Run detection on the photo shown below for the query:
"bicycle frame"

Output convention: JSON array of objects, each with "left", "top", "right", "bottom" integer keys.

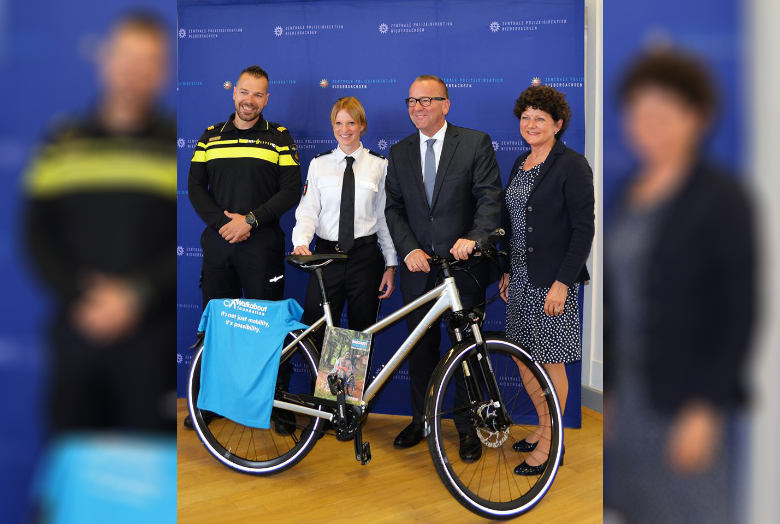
[{"left": 273, "top": 274, "right": 466, "bottom": 421}]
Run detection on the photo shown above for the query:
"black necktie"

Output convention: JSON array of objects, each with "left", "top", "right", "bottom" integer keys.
[{"left": 338, "top": 156, "right": 355, "bottom": 253}]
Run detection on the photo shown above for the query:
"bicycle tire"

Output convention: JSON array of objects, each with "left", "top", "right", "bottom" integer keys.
[
  {"left": 425, "top": 335, "right": 564, "bottom": 519},
  {"left": 187, "top": 330, "right": 324, "bottom": 475}
]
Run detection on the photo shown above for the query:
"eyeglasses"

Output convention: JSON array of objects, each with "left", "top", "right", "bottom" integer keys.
[{"left": 404, "top": 97, "right": 447, "bottom": 107}]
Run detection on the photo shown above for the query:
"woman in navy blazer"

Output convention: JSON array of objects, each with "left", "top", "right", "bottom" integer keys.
[{"left": 498, "top": 85, "right": 595, "bottom": 475}]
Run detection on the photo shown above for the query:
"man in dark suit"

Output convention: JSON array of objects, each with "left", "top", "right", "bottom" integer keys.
[{"left": 385, "top": 75, "right": 503, "bottom": 461}]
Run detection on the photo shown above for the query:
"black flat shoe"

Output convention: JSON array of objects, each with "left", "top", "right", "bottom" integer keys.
[
  {"left": 271, "top": 408, "right": 297, "bottom": 435},
  {"left": 393, "top": 422, "right": 423, "bottom": 448},
  {"left": 512, "top": 438, "right": 539, "bottom": 453},
  {"left": 183, "top": 410, "right": 223, "bottom": 429},
  {"left": 458, "top": 432, "right": 483, "bottom": 463},
  {"left": 514, "top": 445, "right": 565, "bottom": 476}
]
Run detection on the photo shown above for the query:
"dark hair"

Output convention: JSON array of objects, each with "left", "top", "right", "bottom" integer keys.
[
  {"left": 513, "top": 85, "right": 572, "bottom": 139},
  {"left": 413, "top": 74, "right": 449, "bottom": 99},
  {"left": 238, "top": 65, "right": 270, "bottom": 84},
  {"left": 619, "top": 50, "right": 717, "bottom": 119}
]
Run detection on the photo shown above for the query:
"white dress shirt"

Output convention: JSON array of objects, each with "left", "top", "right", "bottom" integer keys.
[
  {"left": 292, "top": 142, "right": 398, "bottom": 266},
  {"left": 418, "top": 120, "right": 448, "bottom": 178}
]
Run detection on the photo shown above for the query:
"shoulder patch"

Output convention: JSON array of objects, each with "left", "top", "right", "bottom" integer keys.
[
  {"left": 367, "top": 149, "right": 386, "bottom": 160},
  {"left": 314, "top": 150, "right": 334, "bottom": 159}
]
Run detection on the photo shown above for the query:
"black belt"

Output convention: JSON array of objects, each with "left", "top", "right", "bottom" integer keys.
[{"left": 316, "top": 233, "right": 377, "bottom": 254}]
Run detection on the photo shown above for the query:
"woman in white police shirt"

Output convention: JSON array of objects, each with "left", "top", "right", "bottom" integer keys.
[{"left": 292, "top": 97, "right": 397, "bottom": 346}]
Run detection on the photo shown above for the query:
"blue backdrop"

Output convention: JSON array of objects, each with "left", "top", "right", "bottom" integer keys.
[{"left": 177, "top": 0, "right": 585, "bottom": 427}]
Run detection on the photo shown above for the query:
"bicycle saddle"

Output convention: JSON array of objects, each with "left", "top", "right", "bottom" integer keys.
[{"left": 286, "top": 254, "right": 348, "bottom": 269}]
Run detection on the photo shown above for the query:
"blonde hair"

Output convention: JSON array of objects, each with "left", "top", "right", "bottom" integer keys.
[{"left": 330, "top": 97, "right": 367, "bottom": 136}]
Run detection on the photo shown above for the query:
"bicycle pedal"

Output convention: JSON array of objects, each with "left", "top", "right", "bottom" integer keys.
[{"left": 360, "top": 442, "right": 371, "bottom": 465}]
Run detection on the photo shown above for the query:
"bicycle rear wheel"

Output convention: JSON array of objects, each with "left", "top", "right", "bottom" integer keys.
[
  {"left": 186, "top": 330, "right": 324, "bottom": 475},
  {"left": 425, "top": 335, "right": 563, "bottom": 520}
]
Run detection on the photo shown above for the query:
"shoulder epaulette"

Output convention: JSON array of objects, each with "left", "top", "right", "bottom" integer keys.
[
  {"left": 267, "top": 121, "right": 289, "bottom": 133},
  {"left": 206, "top": 122, "right": 224, "bottom": 132},
  {"left": 314, "top": 150, "right": 333, "bottom": 159},
  {"left": 367, "top": 149, "right": 386, "bottom": 160}
]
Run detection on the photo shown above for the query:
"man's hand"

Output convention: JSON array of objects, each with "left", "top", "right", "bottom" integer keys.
[
  {"left": 666, "top": 402, "right": 723, "bottom": 475},
  {"left": 378, "top": 267, "right": 396, "bottom": 299},
  {"left": 292, "top": 245, "right": 312, "bottom": 255},
  {"left": 499, "top": 273, "right": 510, "bottom": 302},
  {"left": 71, "top": 272, "right": 141, "bottom": 345},
  {"left": 450, "top": 238, "right": 476, "bottom": 260},
  {"left": 405, "top": 249, "right": 431, "bottom": 273},
  {"left": 219, "top": 210, "right": 252, "bottom": 243}
]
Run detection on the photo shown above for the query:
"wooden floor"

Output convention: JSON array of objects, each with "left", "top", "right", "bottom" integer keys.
[{"left": 177, "top": 399, "right": 602, "bottom": 523}]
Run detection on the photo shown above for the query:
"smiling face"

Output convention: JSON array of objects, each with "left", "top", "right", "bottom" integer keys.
[
  {"left": 232, "top": 73, "right": 269, "bottom": 125},
  {"left": 408, "top": 79, "right": 450, "bottom": 137},
  {"left": 333, "top": 109, "right": 365, "bottom": 153},
  {"left": 519, "top": 107, "right": 562, "bottom": 150}
]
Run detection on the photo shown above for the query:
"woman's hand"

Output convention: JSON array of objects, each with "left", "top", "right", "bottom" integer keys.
[
  {"left": 378, "top": 267, "right": 396, "bottom": 299},
  {"left": 544, "top": 280, "right": 568, "bottom": 316},
  {"left": 665, "top": 402, "right": 723, "bottom": 475},
  {"left": 292, "top": 245, "right": 312, "bottom": 255},
  {"left": 499, "top": 273, "right": 510, "bottom": 302}
]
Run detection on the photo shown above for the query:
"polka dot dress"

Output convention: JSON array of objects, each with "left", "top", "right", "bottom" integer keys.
[{"left": 504, "top": 159, "right": 581, "bottom": 364}]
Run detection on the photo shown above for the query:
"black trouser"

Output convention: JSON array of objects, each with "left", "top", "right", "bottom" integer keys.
[
  {"left": 404, "top": 258, "right": 489, "bottom": 433},
  {"left": 200, "top": 226, "right": 289, "bottom": 388},
  {"left": 302, "top": 235, "right": 384, "bottom": 348},
  {"left": 199, "top": 226, "right": 285, "bottom": 308}
]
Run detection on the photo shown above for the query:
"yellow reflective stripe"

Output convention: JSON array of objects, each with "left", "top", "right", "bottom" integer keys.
[
  {"left": 197, "top": 142, "right": 207, "bottom": 149},
  {"left": 191, "top": 150, "right": 207, "bottom": 162},
  {"left": 202, "top": 139, "right": 239, "bottom": 149},
  {"left": 276, "top": 145, "right": 290, "bottom": 152},
  {"left": 278, "top": 154, "right": 299, "bottom": 166},
  {"left": 203, "top": 147, "right": 279, "bottom": 163},
  {"left": 26, "top": 152, "right": 176, "bottom": 198}
]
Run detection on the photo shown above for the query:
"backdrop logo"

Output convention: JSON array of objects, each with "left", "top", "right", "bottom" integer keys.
[
  {"left": 377, "top": 139, "right": 388, "bottom": 150},
  {"left": 532, "top": 77, "right": 541, "bottom": 86},
  {"left": 177, "top": 138, "right": 198, "bottom": 150},
  {"left": 177, "top": 353, "right": 183, "bottom": 364},
  {"left": 321, "top": 77, "right": 397, "bottom": 90},
  {"left": 179, "top": 247, "right": 203, "bottom": 258},
  {"left": 319, "top": 79, "right": 329, "bottom": 88},
  {"left": 380, "top": 21, "right": 453, "bottom": 34},
  {"left": 274, "top": 24, "right": 344, "bottom": 37},
  {"left": 441, "top": 77, "right": 504, "bottom": 89},
  {"left": 178, "top": 27, "right": 244, "bottom": 39},
  {"left": 177, "top": 138, "right": 185, "bottom": 149},
  {"left": 492, "top": 141, "right": 499, "bottom": 151},
  {"left": 544, "top": 75, "right": 584, "bottom": 88},
  {"left": 297, "top": 138, "right": 338, "bottom": 151},
  {"left": 495, "top": 140, "right": 530, "bottom": 153},
  {"left": 223, "top": 81, "right": 233, "bottom": 90},
  {"left": 488, "top": 18, "right": 568, "bottom": 32}
]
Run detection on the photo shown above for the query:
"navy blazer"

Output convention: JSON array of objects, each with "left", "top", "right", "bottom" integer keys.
[
  {"left": 502, "top": 139, "right": 595, "bottom": 287},
  {"left": 385, "top": 123, "right": 503, "bottom": 296}
]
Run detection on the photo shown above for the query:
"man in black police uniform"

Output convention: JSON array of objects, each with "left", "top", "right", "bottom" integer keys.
[{"left": 186, "top": 65, "right": 301, "bottom": 430}]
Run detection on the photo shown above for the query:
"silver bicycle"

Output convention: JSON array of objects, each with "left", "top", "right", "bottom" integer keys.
[{"left": 186, "top": 230, "right": 564, "bottom": 520}]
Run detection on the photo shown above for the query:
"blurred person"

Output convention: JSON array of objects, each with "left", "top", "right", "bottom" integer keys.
[
  {"left": 24, "top": 10, "right": 174, "bottom": 435},
  {"left": 21, "top": 11, "right": 177, "bottom": 523},
  {"left": 497, "top": 85, "right": 595, "bottom": 475},
  {"left": 384, "top": 75, "right": 503, "bottom": 461},
  {"left": 603, "top": 50, "right": 755, "bottom": 523},
  {"left": 291, "top": 96, "right": 397, "bottom": 348},
  {"left": 185, "top": 65, "right": 301, "bottom": 431}
]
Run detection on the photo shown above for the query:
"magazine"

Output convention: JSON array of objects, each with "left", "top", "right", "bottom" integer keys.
[{"left": 313, "top": 326, "right": 372, "bottom": 405}]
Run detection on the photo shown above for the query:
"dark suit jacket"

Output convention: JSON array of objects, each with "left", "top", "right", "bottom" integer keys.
[
  {"left": 385, "top": 123, "right": 503, "bottom": 296},
  {"left": 604, "top": 161, "right": 756, "bottom": 412},
  {"left": 502, "top": 139, "right": 595, "bottom": 287}
]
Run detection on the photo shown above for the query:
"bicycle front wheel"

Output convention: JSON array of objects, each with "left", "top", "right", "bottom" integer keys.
[
  {"left": 425, "top": 335, "right": 564, "bottom": 520},
  {"left": 187, "top": 330, "right": 324, "bottom": 475}
]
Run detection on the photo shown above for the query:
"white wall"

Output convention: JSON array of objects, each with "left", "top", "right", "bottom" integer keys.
[{"left": 580, "top": 0, "right": 603, "bottom": 393}]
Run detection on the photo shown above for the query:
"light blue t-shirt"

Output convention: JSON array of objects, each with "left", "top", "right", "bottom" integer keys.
[{"left": 197, "top": 298, "right": 307, "bottom": 429}]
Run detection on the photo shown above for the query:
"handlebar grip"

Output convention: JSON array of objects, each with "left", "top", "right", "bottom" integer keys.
[{"left": 475, "top": 228, "right": 505, "bottom": 252}]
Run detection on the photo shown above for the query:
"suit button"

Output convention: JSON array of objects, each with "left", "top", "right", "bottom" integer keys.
[
  {"left": 527, "top": 205, "right": 533, "bottom": 212},
  {"left": 429, "top": 216, "right": 434, "bottom": 222},
  {"left": 527, "top": 226, "right": 533, "bottom": 233},
  {"left": 527, "top": 247, "right": 534, "bottom": 253}
]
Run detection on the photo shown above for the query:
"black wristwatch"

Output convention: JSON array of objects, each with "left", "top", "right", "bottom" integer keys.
[{"left": 245, "top": 212, "right": 257, "bottom": 228}]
